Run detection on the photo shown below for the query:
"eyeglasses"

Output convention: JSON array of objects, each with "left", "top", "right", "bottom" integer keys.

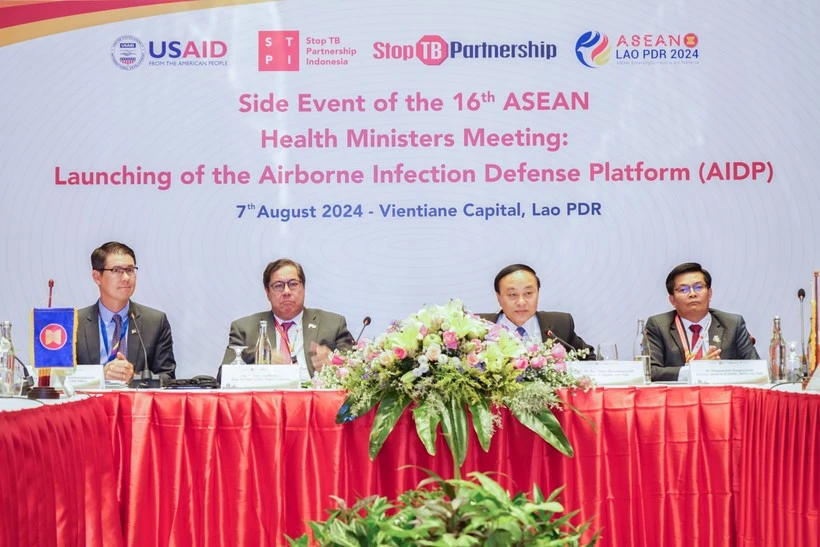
[
  {"left": 674, "top": 283, "right": 706, "bottom": 295},
  {"left": 270, "top": 279, "right": 302, "bottom": 293},
  {"left": 101, "top": 266, "right": 138, "bottom": 277}
]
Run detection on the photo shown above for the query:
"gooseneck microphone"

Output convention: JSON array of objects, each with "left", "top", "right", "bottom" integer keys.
[
  {"left": 128, "top": 311, "right": 158, "bottom": 388},
  {"left": 798, "top": 288, "right": 807, "bottom": 378},
  {"left": 355, "top": 316, "right": 372, "bottom": 344},
  {"left": 545, "top": 329, "right": 578, "bottom": 353}
]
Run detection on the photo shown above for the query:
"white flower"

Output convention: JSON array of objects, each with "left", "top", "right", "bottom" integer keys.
[{"left": 712, "top": 335, "right": 721, "bottom": 345}]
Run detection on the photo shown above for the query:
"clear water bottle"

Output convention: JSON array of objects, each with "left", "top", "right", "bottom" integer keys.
[
  {"left": 0, "top": 321, "right": 16, "bottom": 397},
  {"left": 255, "top": 320, "right": 273, "bottom": 364},
  {"left": 786, "top": 341, "right": 801, "bottom": 382},
  {"left": 633, "top": 319, "right": 651, "bottom": 383},
  {"left": 769, "top": 316, "right": 786, "bottom": 382}
]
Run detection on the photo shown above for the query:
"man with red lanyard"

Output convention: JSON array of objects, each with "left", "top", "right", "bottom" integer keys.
[
  {"left": 221, "top": 258, "right": 354, "bottom": 380},
  {"left": 645, "top": 262, "right": 759, "bottom": 382}
]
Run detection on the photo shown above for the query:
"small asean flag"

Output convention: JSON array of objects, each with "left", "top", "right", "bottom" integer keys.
[{"left": 30, "top": 308, "right": 77, "bottom": 368}]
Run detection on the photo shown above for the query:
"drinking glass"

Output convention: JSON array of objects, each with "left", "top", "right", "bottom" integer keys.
[
  {"left": 229, "top": 345, "right": 247, "bottom": 366},
  {"left": 597, "top": 343, "right": 619, "bottom": 361},
  {"left": 11, "top": 368, "right": 26, "bottom": 397}
]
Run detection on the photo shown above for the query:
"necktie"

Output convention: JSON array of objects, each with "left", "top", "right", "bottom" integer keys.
[
  {"left": 279, "top": 321, "right": 295, "bottom": 359},
  {"left": 110, "top": 314, "right": 125, "bottom": 361},
  {"left": 516, "top": 326, "right": 527, "bottom": 338},
  {"left": 689, "top": 324, "right": 703, "bottom": 360}
]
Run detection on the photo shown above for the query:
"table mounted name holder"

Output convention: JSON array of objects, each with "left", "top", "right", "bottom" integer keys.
[
  {"left": 220, "top": 363, "right": 301, "bottom": 390},
  {"left": 568, "top": 360, "right": 649, "bottom": 386},
  {"left": 688, "top": 359, "right": 770, "bottom": 385}
]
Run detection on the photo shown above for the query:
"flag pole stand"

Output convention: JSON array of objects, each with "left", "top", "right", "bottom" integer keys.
[{"left": 28, "top": 368, "right": 59, "bottom": 399}]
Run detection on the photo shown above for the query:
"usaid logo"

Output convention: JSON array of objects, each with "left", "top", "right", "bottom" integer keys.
[{"left": 111, "top": 35, "right": 145, "bottom": 70}]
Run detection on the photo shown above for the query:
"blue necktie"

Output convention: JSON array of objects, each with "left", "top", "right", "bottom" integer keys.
[
  {"left": 109, "top": 314, "right": 126, "bottom": 360},
  {"left": 516, "top": 326, "right": 527, "bottom": 338}
]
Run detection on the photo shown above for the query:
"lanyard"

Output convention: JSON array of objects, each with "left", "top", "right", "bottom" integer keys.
[
  {"left": 99, "top": 314, "right": 128, "bottom": 362},
  {"left": 674, "top": 315, "right": 708, "bottom": 362}
]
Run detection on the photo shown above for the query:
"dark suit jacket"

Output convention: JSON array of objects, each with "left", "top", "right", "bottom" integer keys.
[
  {"left": 645, "top": 309, "right": 759, "bottom": 381},
  {"left": 75, "top": 301, "right": 177, "bottom": 380},
  {"left": 220, "top": 307, "right": 354, "bottom": 377},
  {"left": 478, "top": 311, "right": 596, "bottom": 360}
]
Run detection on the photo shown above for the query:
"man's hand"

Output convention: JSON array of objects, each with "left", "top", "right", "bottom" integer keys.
[
  {"left": 310, "top": 342, "right": 333, "bottom": 373},
  {"left": 686, "top": 346, "right": 722, "bottom": 362},
  {"left": 704, "top": 346, "right": 722, "bottom": 360},
  {"left": 104, "top": 352, "right": 135, "bottom": 382}
]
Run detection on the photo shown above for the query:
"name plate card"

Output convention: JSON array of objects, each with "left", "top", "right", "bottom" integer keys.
[
  {"left": 568, "top": 360, "right": 648, "bottom": 386},
  {"left": 688, "top": 359, "right": 769, "bottom": 385},
  {"left": 220, "top": 364, "right": 301, "bottom": 389},
  {"left": 52, "top": 365, "right": 105, "bottom": 390}
]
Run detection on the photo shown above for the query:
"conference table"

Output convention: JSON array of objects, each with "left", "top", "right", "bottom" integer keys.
[{"left": 2, "top": 386, "right": 818, "bottom": 546}]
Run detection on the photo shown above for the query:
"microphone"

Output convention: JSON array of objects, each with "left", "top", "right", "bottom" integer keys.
[
  {"left": 798, "top": 288, "right": 808, "bottom": 378},
  {"left": 128, "top": 311, "right": 160, "bottom": 388},
  {"left": 47, "top": 279, "right": 54, "bottom": 308},
  {"left": 355, "top": 316, "right": 372, "bottom": 344},
  {"left": 545, "top": 329, "right": 578, "bottom": 353}
]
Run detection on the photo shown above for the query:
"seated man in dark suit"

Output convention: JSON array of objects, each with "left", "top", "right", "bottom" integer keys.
[
  {"left": 75, "top": 241, "right": 176, "bottom": 382},
  {"left": 646, "top": 262, "right": 759, "bottom": 381},
  {"left": 478, "top": 263, "right": 596, "bottom": 360},
  {"left": 221, "top": 258, "right": 354, "bottom": 378}
]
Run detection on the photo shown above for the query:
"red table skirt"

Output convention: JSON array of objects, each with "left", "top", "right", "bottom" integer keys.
[
  {"left": 93, "top": 386, "right": 819, "bottom": 547},
  {"left": 4, "top": 387, "right": 814, "bottom": 546},
  {"left": 0, "top": 397, "right": 123, "bottom": 547},
  {"left": 737, "top": 388, "right": 820, "bottom": 545}
]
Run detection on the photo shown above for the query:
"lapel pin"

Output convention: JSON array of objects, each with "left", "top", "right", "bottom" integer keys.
[{"left": 308, "top": 323, "right": 318, "bottom": 329}]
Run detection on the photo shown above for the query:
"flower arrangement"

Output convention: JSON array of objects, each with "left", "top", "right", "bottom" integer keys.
[{"left": 318, "top": 300, "right": 590, "bottom": 475}]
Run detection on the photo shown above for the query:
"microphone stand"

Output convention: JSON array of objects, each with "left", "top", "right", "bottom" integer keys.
[{"left": 128, "top": 312, "right": 162, "bottom": 389}]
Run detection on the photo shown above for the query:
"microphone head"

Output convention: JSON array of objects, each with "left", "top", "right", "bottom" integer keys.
[
  {"left": 798, "top": 288, "right": 806, "bottom": 300},
  {"left": 48, "top": 279, "right": 54, "bottom": 288},
  {"left": 363, "top": 316, "right": 372, "bottom": 326}
]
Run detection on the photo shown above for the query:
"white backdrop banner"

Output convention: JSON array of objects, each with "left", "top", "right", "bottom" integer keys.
[{"left": 1, "top": 0, "right": 818, "bottom": 378}]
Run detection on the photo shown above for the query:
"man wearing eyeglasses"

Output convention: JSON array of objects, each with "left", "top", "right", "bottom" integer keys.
[
  {"left": 221, "top": 258, "right": 354, "bottom": 378},
  {"left": 645, "top": 262, "right": 759, "bottom": 381},
  {"left": 75, "top": 241, "right": 177, "bottom": 382}
]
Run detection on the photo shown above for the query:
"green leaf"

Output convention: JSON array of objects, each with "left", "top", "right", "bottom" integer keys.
[
  {"left": 440, "top": 398, "right": 469, "bottom": 468},
  {"left": 335, "top": 393, "right": 378, "bottom": 424},
  {"left": 471, "top": 472, "right": 512, "bottom": 502},
  {"left": 511, "top": 408, "right": 574, "bottom": 457},
  {"left": 369, "top": 391, "right": 411, "bottom": 459},
  {"left": 467, "top": 399, "right": 493, "bottom": 452},
  {"left": 335, "top": 394, "right": 357, "bottom": 424},
  {"left": 413, "top": 402, "right": 441, "bottom": 456}
]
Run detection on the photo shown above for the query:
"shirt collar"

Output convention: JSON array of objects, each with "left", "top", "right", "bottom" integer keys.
[
  {"left": 497, "top": 313, "right": 541, "bottom": 341},
  {"left": 98, "top": 300, "right": 130, "bottom": 324},
  {"left": 679, "top": 312, "right": 711, "bottom": 335},
  {"left": 273, "top": 310, "right": 303, "bottom": 328}
]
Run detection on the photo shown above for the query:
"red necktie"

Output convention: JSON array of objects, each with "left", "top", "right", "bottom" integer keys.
[
  {"left": 689, "top": 324, "right": 703, "bottom": 360},
  {"left": 280, "top": 321, "right": 295, "bottom": 357}
]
